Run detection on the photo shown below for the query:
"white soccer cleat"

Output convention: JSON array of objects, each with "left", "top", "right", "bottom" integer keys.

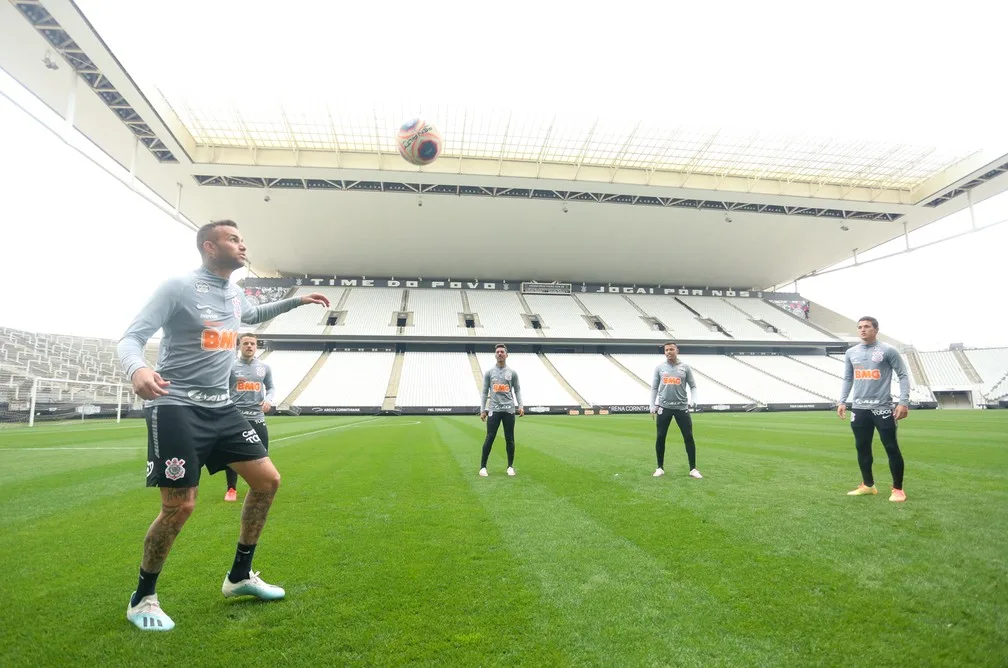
[
  {"left": 126, "top": 592, "right": 175, "bottom": 631},
  {"left": 506, "top": 467, "right": 516, "bottom": 477},
  {"left": 478, "top": 467, "right": 489, "bottom": 477},
  {"left": 222, "top": 571, "right": 285, "bottom": 601},
  {"left": 689, "top": 468, "right": 703, "bottom": 479},
  {"left": 653, "top": 468, "right": 665, "bottom": 477}
]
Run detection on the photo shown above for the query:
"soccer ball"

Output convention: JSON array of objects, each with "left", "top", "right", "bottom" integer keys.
[{"left": 396, "top": 119, "right": 442, "bottom": 166}]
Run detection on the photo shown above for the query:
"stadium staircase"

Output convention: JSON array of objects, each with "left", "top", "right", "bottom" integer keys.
[
  {"left": 321, "top": 287, "right": 351, "bottom": 334},
  {"left": 280, "top": 351, "right": 331, "bottom": 407},
  {"left": 382, "top": 351, "right": 406, "bottom": 411},
  {"left": 694, "top": 369, "right": 762, "bottom": 406},
  {"left": 604, "top": 353, "right": 651, "bottom": 391},
  {"left": 459, "top": 291, "right": 477, "bottom": 337},
  {"left": 905, "top": 350, "right": 931, "bottom": 387},
  {"left": 515, "top": 292, "right": 547, "bottom": 338},
  {"left": 466, "top": 352, "right": 484, "bottom": 393},
  {"left": 732, "top": 355, "right": 833, "bottom": 401},
  {"left": 537, "top": 353, "right": 591, "bottom": 408},
  {"left": 676, "top": 298, "right": 729, "bottom": 338},
  {"left": 788, "top": 354, "right": 839, "bottom": 378},
  {"left": 952, "top": 348, "right": 985, "bottom": 384},
  {"left": 722, "top": 298, "right": 778, "bottom": 335}
]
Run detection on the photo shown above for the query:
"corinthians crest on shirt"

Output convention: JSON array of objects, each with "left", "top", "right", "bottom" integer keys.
[{"left": 871, "top": 350, "right": 884, "bottom": 362}]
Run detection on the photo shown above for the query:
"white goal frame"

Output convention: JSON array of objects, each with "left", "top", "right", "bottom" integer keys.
[{"left": 28, "top": 377, "right": 127, "bottom": 427}]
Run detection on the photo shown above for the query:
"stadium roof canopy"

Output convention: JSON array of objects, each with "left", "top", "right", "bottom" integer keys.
[{"left": 3, "top": 0, "right": 1007, "bottom": 289}]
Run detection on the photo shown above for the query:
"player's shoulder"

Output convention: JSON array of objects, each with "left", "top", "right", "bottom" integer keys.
[
  {"left": 167, "top": 268, "right": 223, "bottom": 297},
  {"left": 880, "top": 342, "right": 901, "bottom": 357}
]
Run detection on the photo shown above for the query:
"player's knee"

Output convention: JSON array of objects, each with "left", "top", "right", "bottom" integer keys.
[
  {"left": 262, "top": 469, "right": 281, "bottom": 493},
  {"left": 163, "top": 496, "right": 197, "bottom": 519}
]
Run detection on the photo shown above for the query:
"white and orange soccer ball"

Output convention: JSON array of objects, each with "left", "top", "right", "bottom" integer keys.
[{"left": 396, "top": 118, "right": 442, "bottom": 166}]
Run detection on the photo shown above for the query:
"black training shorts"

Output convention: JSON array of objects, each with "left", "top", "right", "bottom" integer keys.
[{"left": 145, "top": 404, "right": 269, "bottom": 488}]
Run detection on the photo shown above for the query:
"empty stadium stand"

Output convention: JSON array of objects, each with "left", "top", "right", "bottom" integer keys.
[
  {"left": 474, "top": 352, "right": 581, "bottom": 407},
  {"left": 963, "top": 348, "right": 1008, "bottom": 398},
  {"left": 610, "top": 354, "right": 753, "bottom": 405},
  {"left": 465, "top": 291, "right": 531, "bottom": 339},
  {"left": 917, "top": 350, "right": 972, "bottom": 388},
  {"left": 686, "top": 355, "right": 826, "bottom": 405},
  {"left": 396, "top": 352, "right": 481, "bottom": 408},
  {"left": 543, "top": 353, "right": 652, "bottom": 406},
  {"left": 294, "top": 351, "right": 395, "bottom": 407}
]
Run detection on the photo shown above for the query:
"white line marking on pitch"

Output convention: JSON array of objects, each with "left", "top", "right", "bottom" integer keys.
[{"left": 0, "top": 418, "right": 421, "bottom": 451}]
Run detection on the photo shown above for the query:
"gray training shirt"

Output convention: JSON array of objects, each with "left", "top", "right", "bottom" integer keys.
[
  {"left": 651, "top": 361, "right": 697, "bottom": 410},
  {"left": 230, "top": 356, "right": 275, "bottom": 421},
  {"left": 839, "top": 341, "right": 910, "bottom": 410},
  {"left": 117, "top": 267, "right": 300, "bottom": 408},
  {"left": 482, "top": 365, "right": 522, "bottom": 413}
]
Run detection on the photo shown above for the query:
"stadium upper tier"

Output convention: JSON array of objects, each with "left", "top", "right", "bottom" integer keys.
[{"left": 256, "top": 287, "right": 836, "bottom": 342}]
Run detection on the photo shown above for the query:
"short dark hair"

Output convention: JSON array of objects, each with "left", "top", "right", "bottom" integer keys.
[
  {"left": 196, "top": 220, "right": 238, "bottom": 256},
  {"left": 239, "top": 333, "right": 257, "bottom": 344},
  {"left": 663, "top": 341, "right": 678, "bottom": 349},
  {"left": 494, "top": 344, "right": 507, "bottom": 352},
  {"left": 857, "top": 316, "right": 879, "bottom": 330}
]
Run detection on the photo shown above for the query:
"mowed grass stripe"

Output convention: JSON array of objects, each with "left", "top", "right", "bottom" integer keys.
[
  {"left": 0, "top": 413, "right": 1005, "bottom": 666},
  {"left": 445, "top": 414, "right": 1008, "bottom": 665},
  {"left": 437, "top": 416, "right": 800, "bottom": 666}
]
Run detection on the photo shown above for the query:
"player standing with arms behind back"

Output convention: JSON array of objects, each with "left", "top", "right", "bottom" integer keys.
[
  {"left": 837, "top": 316, "right": 910, "bottom": 502},
  {"left": 479, "top": 344, "right": 523, "bottom": 477},
  {"left": 117, "top": 220, "right": 330, "bottom": 631}
]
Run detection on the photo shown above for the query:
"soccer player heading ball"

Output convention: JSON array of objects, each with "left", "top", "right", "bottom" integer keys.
[{"left": 117, "top": 220, "right": 330, "bottom": 631}]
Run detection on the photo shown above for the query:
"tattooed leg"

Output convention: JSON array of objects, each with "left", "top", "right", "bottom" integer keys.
[
  {"left": 228, "top": 457, "right": 281, "bottom": 545},
  {"left": 141, "top": 487, "right": 198, "bottom": 573}
]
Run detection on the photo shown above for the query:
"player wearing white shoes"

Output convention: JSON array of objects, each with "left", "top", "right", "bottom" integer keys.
[
  {"left": 117, "top": 220, "right": 330, "bottom": 631},
  {"left": 479, "top": 344, "right": 523, "bottom": 477},
  {"left": 650, "top": 342, "right": 702, "bottom": 479}
]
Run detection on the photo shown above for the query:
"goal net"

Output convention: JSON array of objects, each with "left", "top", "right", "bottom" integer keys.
[{"left": 0, "top": 373, "right": 134, "bottom": 426}]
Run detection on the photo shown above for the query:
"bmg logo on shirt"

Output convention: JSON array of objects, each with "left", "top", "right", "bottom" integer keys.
[
  {"left": 201, "top": 329, "right": 237, "bottom": 350},
  {"left": 236, "top": 380, "right": 262, "bottom": 391},
  {"left": 662, "top": 376, "right": 682, "bottom": 385},
  {"left": 854, "top": 369, "right": 881, "bottom": 380},
  {"left": 492, "top": 383, "right": 511, "bottom": 393}
]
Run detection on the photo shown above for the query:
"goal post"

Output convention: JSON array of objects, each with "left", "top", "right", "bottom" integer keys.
[{"left": 18, "top": 376, "right": 133, "bottom": 427}]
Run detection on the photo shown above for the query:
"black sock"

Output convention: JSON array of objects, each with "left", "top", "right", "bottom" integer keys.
[
  {"left": 228, "top": 542, "right": 257, "bottom": 583},
  {"left": 225, "top": 467, "right": 238, "bottom": 491},
  {"left": 131, "top": 567, "right": 160, "bottom": 607}
]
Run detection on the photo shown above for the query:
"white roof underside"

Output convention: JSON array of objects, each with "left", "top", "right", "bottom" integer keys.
[{"left": 173, "top": 103, "right": 973, "bottom": 192}]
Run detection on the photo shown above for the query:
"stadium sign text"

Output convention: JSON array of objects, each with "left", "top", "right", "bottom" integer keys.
[{"left": 245, "top": 276, "right": 796, "bottom": 300}]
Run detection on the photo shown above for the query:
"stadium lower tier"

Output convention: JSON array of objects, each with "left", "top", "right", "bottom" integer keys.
[{"left": 255, "top": 351, "right": 945, "bottom": 415}]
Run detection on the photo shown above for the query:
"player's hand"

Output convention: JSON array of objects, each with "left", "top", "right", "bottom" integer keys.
[
  {"left": 132, "top": 368, "right": 170, "bottom": 400},
  {"left": 480, "top": 411, "right": 487, "bottom": 422},
  {"left": 894, "top": 405, "right": 909, "bottom": 420},
  {"left": 300, "top": 292, "right": 330, "bottom": 307},
  {"left": 261, "top": 400, "right": 272, "bottom": 413},
  {"left": 517, "top": 407, "right": 524, "bottom": 417},
  {"left": 650, "top": 409, "right": 656, "bottom": 421},
  {"left": 837, "top": 403, "right": 847, "bottom": 419}
]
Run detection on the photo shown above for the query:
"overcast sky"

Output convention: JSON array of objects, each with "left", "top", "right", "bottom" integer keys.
[{"left": 1, "top": 3, "right": 1006, "bottom": 352}]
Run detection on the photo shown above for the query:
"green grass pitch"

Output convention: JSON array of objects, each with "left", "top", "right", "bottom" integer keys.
[{"left": 1, "top": 411, "right": 1006, "bottom": 666}]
